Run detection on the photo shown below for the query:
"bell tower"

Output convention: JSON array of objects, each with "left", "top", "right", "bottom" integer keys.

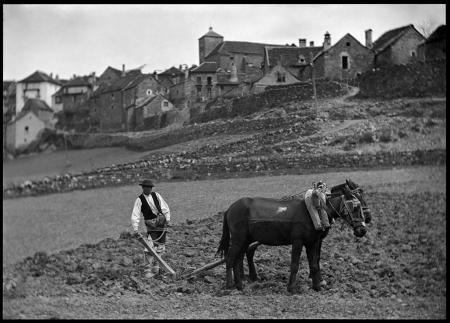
[{"left": 198, "top": 26, "right": 224, "bottom": 64}]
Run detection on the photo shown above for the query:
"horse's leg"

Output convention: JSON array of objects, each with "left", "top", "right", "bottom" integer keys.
[
  {"left": 305, "top": 240, "right": 321, "bottom": 291},
  {"left": 226, "top": 240, "right": 243, "bottom": 290},
  {"left": 309, "top": 237, "right": 325, "bottom": 285},
  {"left": 237, "top": 241, "right": 249, "bottom": 283},
  {"left": 246, "top": 244, "right": 258, "bottom": 282},
  {"left": 287, "top": 239, "right": 303, "bottom": 294}
]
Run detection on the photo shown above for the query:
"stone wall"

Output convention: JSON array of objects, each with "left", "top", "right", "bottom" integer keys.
[
  {"left": 357, "top": 59, "right": 446, "bottom": 99},
  {"left": 3, "top": 148, "right": 445, "bottom": 199},
  {"left": 190, "top": 80, "right": 347, "bottom": 123}
]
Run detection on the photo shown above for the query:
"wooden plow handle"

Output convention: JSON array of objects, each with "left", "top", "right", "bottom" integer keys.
[{"left": 137, "top": 233, "right": 177, "bottom": 279}]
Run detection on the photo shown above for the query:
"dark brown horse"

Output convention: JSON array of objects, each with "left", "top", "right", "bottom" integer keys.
[{"left": 216, "top": 179, "right": 371, "bottom": 293}]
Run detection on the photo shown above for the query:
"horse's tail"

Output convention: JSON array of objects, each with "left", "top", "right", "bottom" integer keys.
[{"left": 216, "top": 210, "right": 230, "bottom": 258}]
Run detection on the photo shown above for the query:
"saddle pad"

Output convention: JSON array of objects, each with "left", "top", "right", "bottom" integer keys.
[{"left": 304, "top": 189, "right": 322, "bottom": 229}]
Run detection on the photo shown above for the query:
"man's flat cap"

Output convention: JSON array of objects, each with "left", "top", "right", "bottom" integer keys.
[{"left": 139, "top": 179, "right": 155, "bottom": 187}]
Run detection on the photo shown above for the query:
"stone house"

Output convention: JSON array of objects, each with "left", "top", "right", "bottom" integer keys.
[
  {"left": 15, "top": 71, "right": 62, "bottom": 115},
  {"left": 94, "top": 70, "right": 167, "bottom": 132},
  {"left": 3, "top": 81, "right": 16, "bottom": 121},
  {"left": 98, "top": 66, "right": 123, "bottom": 85},
  {"left": 372, "top": 24, "right": 426, "bottom": 67},
  {"left": 52, "top": 74, "right": 97, "bottom": 114},
  {"left": 157, "top": 66, "right": 186, "bottom": 91},
  {"left": 133, "top": 94, "right": 174, "bottom": 130},
  {"left": 417, "top": 25, "right": 446, "bottom": 62},
  {"left": 5, "top": 98, "right": 54, "bottom": 152},
  {"left": 264, "top": 31, "right": 374, "bottom": 82},
  {"left": 3, "top": 81, "right": 16, "bottom": 149},
  {"left": 252, "top": 62, "right": 301, "bottom": 94},
  {"left": 199, "top": 26, "right": 284, "bottom": 74}
]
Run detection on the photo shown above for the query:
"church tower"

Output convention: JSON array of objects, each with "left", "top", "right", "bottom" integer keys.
[{"left": 198, "top": 26, "right": 224, "bottom": 64}]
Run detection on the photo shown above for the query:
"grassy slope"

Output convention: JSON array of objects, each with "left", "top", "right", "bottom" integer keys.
[
  {"left": 2, "top": 147, "right": 151, "bottom": 186},
  {"left": 2, "top": 165, "right": 445, "bottom": 266}
]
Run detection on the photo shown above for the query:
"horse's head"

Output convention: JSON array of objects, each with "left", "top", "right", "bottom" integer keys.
[
  {"left": 345, "top": 179, "right": 371, "bottom": 224},
  {"left": 329, "top": 179, "right": 371, "bottom": 238}
]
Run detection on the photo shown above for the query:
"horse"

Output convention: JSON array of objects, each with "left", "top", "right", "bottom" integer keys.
[{"left": 216, "top": 179, "right": 371, "bottom": 293}]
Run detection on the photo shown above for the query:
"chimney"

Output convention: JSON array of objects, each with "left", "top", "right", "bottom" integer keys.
[
  {"left": 55, "top": 74, "right": 59, "bottom": 81},
  {"left": 323, "top": 32, "right": 331, "bottom": 50},
  {"left": 229, "top": 62, "right": 238, "bottom": 82},
  {"left": 153, "top": 71, "right": 158, "bottom": 80},
  {"left": 122, "top": 64, "right": 126, "bottom": 77},
  {"left": 184, "top": 67, "right": 189, "bottom": 79},
  {"left": 299, "top": 38, "right": 307, "bottom": 48},
  {"left": 50, "top": 72, "right": 53, "bottom": 79},
  {"left": 365, "top": 29, "right": 373, "bottom": 49},
  {"left": 310, "top": 41, "right": 315, "bottom": 47}
]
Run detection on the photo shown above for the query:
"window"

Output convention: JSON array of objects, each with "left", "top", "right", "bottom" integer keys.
[
  {"left": 207, "top": 77, "right": 212, "bottom": 85},
  {"left": 55, "top": 96, "right": 61, "bottom": 104},
  {"left": 146, "top": 89, "right": 153, "bottom": 95},
  {"left": 342, "top": 56, "right": 349, "bottom": 70},
  {"left": 25, "top": 126, "right": 29, "bottom": 133},
  {"left": 196, "top": 77, "right": 202, "bottom": 85},
  {"left": 111, "top": 105, "right": 114, "bottom": 110},
  {"left": 346, "top": 42, "right": 351, "bottom": 47},
  {"left": 207, "top": 87, "right": 212, "bottom": 98},
  {"left": 411, "top": 50, "right": 416, "bottom": 57},
  {"left": 298, "top": 55, "right": 306, "bottom": 64},
  {"left": 277, "top": 71, "right": 286, "bottom": 82},
  {"left": 111, "top": 93, "right": 114, "bottom": 99},
  {"left": 163, "top": 101, "right": 169, "bottom": 107}
]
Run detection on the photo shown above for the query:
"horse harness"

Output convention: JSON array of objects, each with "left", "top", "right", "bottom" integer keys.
[{"left": 327, "top": 188, "right": 366, "bottom": 226}]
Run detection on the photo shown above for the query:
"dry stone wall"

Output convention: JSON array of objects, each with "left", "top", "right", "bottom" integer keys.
[
  {"left": 190, "top": 80, "right": 347, "bottom": 123},
  {"left": 357, "top": 59, "right": 446, "bottom": 99},
  {"left": 3, "top": 148, "right": 445, "bottom": 199}
]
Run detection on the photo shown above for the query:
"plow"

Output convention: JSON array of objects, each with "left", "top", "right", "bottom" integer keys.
[{"left": 136, "top": 232, "right": 260, "bottom": 281}]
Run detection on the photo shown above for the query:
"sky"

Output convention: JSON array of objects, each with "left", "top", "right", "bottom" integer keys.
[{"left": 3, "top": 4, "right": 446, "bottom": 81}]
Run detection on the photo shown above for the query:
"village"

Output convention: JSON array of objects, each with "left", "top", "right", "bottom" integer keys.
[{"left": 3, "top": 23, "right": 446, "bottom": 157}]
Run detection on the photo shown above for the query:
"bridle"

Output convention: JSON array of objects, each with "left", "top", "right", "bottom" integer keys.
[{"left": 326, "top": 187, "right": 366, "bottom": 227}]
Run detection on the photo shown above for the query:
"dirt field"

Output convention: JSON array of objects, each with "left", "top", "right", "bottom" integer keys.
[{"left": 2, "top": 165, "right": 446, "bottom": 319}]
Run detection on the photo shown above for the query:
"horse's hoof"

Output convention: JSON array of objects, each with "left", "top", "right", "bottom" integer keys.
[
  {"left": 312, "top": 285, "right": 321, "bottom": 292},
  {"left": 249, "top": 275, "right": 258, "bottom": 282}
]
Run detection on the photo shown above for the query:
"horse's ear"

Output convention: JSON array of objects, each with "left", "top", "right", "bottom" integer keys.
[{"left": 346, "top": 179, "right": 350, "bottom": 186}]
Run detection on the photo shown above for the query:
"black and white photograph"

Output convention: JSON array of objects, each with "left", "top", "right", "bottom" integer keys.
[{"left": 3, "top": 4, "right": 446, "bottom": 319}]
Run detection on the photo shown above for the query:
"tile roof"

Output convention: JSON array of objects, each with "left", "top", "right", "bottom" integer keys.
[
  {"left": 159, "top": 66, "right": 185, "bottom": 76},
  {"left": 372, "top": 24, "right": 423, "bottom": 54},
  {"left": 103, "top": 66, "right": 123, "bottom": 78},
  {"left": 64, "top": 76, "right": 92, "bottom": 87},
  {"left": 11, "top": 98, "right": 54, "bottom": 123},
  {"left": 199, "top": 27, "right": 223, "bottom": 39},
  {"left": 97, "top": 70, "right": 146, "bottom": 94},
  {"left": 266, "top": 46, "right": 323, "bottom": 67},
  {"left": 22, "top": 98, "right": 53, "bottom": 113},
  {"left": 190, "top": 61, "right": 220, "bottom": 73},
  {"left": 426, "top": 25, "right": 446, "bottom": 43},
  {"left": 206, "top": 41, "right": 285, "bottom": 58},
  {"left": 19, "top": 70, "right": 62, "bottom": 85}
]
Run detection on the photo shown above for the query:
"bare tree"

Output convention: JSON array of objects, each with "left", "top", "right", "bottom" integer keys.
[{"left": 417, "top": 17, "right": 439, "bottom": 38}]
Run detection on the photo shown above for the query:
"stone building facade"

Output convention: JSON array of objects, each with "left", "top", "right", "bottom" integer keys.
[{"left": 372, "top": 24, "right": 426, "bottom": 67}]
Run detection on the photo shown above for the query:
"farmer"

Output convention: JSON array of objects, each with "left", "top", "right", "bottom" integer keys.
[
  {"left": 131, "top": 179, "right": 171, "bottom": 278},
  {"left": 305, "top": 180, "right": 331, "bottom": 231}
]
